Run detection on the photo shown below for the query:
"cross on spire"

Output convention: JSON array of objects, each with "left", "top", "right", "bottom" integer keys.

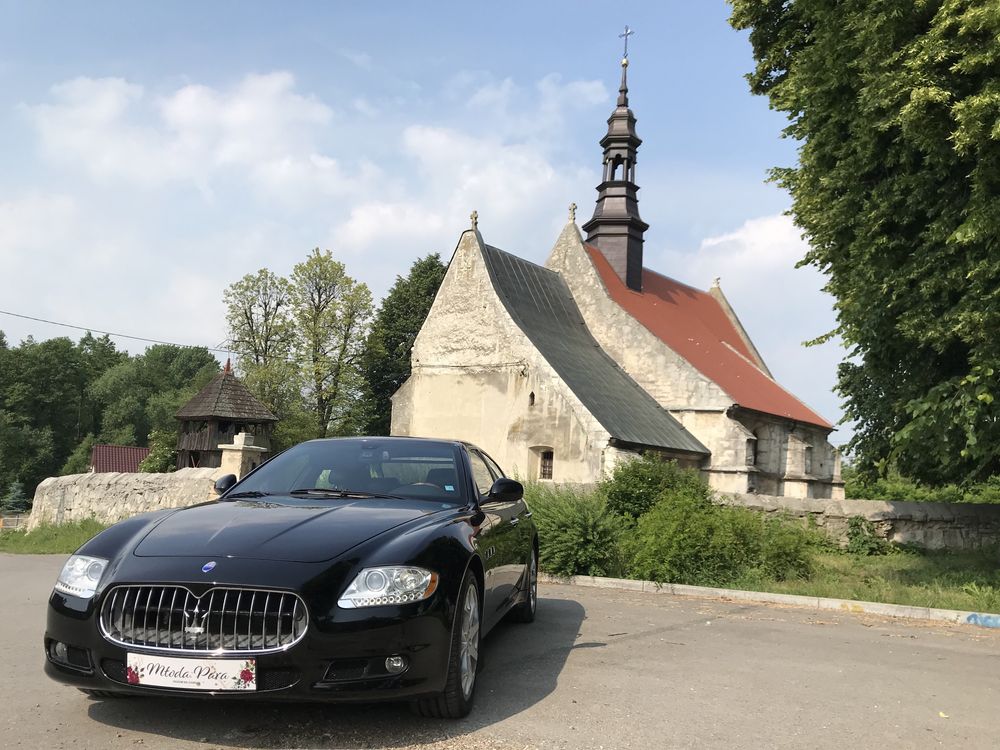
[{"left": 619, "top": 25, "right": 634, "bottom": 60}]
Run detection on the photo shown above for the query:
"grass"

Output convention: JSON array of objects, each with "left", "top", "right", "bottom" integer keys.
[
  {"left": 733, "top": 548, "right": 1000, "bottom": 613},
  {"left": 0, "top": 519, "right": 107, "bottom": 554}
]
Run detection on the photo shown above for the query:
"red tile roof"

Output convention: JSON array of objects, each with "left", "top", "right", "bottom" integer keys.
[
  {"left": 585, "top": 245, "right": 833, "bottom": 429},
  {"left": 89, "top": 444, "right": 151, "bottom": 473}
]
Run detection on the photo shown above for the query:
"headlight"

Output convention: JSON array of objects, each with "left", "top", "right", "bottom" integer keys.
[
  {"left": 54, "top": 555, "right": 108, "bottom": 599},
  {"left": 338, "top": 566, "right": 439, "bottom": 609}
]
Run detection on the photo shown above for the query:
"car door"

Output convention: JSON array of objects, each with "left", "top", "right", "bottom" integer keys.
[
  {"left": 470, "top": 449, "right": 524, "bottom": 619},
  {"left": 479, "top": 449, "right": 532, "bottom": 596},
  {"left": 467, "top": 450, "right": 517, "bottom": 630}
]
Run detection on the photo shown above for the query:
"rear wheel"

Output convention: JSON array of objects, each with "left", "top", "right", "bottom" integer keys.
[
  {"left": 509, "top": 545, "right": 537, "bottom": 624},
  {"left": 412, "top": 569, "right": 481, "bottom": 718}
]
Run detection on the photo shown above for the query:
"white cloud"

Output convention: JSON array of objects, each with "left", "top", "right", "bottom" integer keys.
[{"left": 23, "top": 73, "right": 346, "bottom": 198}]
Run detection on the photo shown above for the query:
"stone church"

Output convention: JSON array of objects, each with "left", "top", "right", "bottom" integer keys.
[{"left": 392, "top": 57, "right": 843, "bottom": 499}]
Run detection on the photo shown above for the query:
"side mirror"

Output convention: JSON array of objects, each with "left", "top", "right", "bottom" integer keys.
[
  {"left": 487, "top": 477, "right": 523, "bottom": 504},
  {"left": 214, "top": 474, "right": 237, "bottom": 496}
]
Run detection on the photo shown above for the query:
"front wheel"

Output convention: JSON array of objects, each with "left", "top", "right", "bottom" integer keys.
[
  {"left": 412, "top": 569, "right": 481, "bottom": 718},
  {"left": 508, "top": 545, "right": 537, "bottom": 624}
]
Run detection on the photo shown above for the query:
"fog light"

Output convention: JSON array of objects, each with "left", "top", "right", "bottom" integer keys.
[
  {"left": 385, "top": 655, "right": 408, "bottom": 674},
  {"left": 49, "top": 641, "right": 68, "bottom": 663}
]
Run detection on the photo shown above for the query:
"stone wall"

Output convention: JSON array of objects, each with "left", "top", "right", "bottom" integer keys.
[
  {"left": 27, "top": 468, "right": 218, "bottom": 531},
  {"left": 718, "top": 492, "right": 1000, "bottom": 550}
]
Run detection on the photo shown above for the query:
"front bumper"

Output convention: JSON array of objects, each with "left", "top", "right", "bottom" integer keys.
[{"left": 44, "top": 588, "right": 453, "bottom": 702}]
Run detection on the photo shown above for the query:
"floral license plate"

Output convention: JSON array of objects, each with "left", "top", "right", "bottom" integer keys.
[{"left": 125, "top": 653, "right": 256, "bottom": 691}]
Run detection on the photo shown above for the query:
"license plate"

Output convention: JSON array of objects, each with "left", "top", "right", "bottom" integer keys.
[{"left": 125, "top": 653, "right": 256, "bottom": 691}]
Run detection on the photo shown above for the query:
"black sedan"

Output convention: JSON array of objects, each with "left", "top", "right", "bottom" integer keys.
[{"left": 44, "top": 437, "right": 538, "bottom": 718}]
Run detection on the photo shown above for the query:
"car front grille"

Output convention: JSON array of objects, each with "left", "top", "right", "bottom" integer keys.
[{"left": 99, "top": 585, "right": 308, "bottom": 654}]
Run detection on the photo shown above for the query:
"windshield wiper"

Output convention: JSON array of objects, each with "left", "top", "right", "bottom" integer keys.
[
  {"left": 289, "top": 487, "right": 404, "bottom": 499},
  {"left": 223, "top": 490, "right": 271, "bottom": 499}
]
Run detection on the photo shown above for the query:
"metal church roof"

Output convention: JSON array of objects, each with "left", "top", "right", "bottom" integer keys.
[{"left": 480, "top": 244, "right": 708, "bottom": 456}]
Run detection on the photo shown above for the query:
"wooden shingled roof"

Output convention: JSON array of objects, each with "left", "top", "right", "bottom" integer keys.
[{"left": 175, "top": 367, "right": 278, "bottom": 422}]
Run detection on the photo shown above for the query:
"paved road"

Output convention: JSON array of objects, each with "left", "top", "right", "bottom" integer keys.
[{"left": 4, "top": 553, "right": 1000, "bottom": 750}]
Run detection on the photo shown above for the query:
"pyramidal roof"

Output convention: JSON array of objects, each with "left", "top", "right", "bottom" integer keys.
[{"left": 175, "top": 367, "right": 277, "bottom": 422}]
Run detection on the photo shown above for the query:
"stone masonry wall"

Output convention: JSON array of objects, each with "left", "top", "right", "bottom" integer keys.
[
  {"left": 27, "top": 468, "right": 218, "bottom": 531},
  {"left": 718, "top": 492, "right": 1000, "bottom": 550}
]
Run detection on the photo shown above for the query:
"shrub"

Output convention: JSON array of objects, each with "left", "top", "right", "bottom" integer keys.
[
  {"left": 845, "top": 468, "right": 1000, "bottom": 504},
  {"left": 627, "top": 494, "right": 814, "bottom": 586},
  {"left": 846, "top": 516, "right": 891, "bottom": 556},
  {"left": 601, "top": 453, "right": 710, "bottom": 518},
  {"left": 525, "top": 483, "right": 626, "bottom": 578}
]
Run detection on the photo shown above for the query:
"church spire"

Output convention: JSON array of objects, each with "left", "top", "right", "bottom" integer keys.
[{"left": 582, "top": 27, "right": 648, "bottom": 292}]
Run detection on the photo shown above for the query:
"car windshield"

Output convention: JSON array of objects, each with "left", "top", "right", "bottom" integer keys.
[{"left": 227, "top": 438, "right": 468, "bottom": 504}]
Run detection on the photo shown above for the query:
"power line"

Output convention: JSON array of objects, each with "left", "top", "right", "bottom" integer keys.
[{"left": 0, "top": 309, "right": 232, "bottom": 354}]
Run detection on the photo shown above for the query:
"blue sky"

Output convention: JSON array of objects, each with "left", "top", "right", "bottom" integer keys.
[{"left": 0, "top": 1, "right": 849, "bottom": 442}]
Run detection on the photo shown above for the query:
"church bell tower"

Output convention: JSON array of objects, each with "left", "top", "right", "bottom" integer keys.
[{"left": 582, "top": 34, "right": 648, "bottom": 292}]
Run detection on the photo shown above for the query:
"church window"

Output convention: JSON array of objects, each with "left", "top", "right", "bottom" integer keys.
[
  {"left": 804, "top": 446, "right": 814, "bottom": 475},
  {"left": 529, "top": 391, "right": 535, "bottom": 407},
  {"left": 540, "top": 450, "right": 554, "bottom": 480},
  {"left": 746, "top": 438, "right": 757, "bottom": 466}
]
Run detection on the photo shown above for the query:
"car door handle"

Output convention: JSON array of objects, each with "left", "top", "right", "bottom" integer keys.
[
  {"left": 523, "top": 511, "right": 532, "bottom": 518},
  {"left": 509, "top": 518, "right": 519, "bottom": 526}
]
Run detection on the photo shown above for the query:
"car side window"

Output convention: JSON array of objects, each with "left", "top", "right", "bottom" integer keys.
[
  {"left": 468, "top": 452, "right": 495, "bottom": 497},
  {"left": 481, "top": 451, "right": 505, "bottom": 480}
]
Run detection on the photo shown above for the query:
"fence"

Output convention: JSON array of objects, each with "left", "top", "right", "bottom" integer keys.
[{"left": 0, "top": 515, "right": 26, "bottom": 532}]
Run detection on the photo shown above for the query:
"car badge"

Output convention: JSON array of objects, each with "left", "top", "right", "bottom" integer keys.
[{"left": 201, "top": 561, "right": 217, "bottom": 573}]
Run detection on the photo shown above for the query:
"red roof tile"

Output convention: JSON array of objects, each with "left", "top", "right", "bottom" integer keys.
[
  {"left": 89, "top": 444, "right": 151, "bottom": 473},
  {"left": 585, "top": 245, "right": 832, "bottom": 429}
]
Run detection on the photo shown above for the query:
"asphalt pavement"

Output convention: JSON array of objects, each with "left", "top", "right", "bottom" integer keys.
[{"left": 3, "top": 553, "right": 999, "bottom": 750}]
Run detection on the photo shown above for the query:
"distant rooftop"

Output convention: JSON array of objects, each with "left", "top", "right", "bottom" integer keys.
[{"left": 89, "top": 444, "right": 151, "bottom": 473}]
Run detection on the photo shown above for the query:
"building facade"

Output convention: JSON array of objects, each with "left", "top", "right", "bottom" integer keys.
[{"left": 392, "top": 56, "right": 842, "bottom": 499}]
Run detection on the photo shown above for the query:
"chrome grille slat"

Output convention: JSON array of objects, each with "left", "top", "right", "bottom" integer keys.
[{"left": 99, "top": 585, "right": 307, "bottom": 655}]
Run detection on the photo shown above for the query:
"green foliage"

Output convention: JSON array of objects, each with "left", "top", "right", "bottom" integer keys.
[
  {"left": 361, "top": 254, "right": 447, "bottom": 435},
  {"left": 524, "top": 482, "right": 626, "bottom": 578},
  {"left": 0, "top": 330, "right": 217, "bottom": 495},
  {"left": 601, "top": 453, "right": 711, "bottom": 518},
  {"left": 0, "top": 482, "right": 30, "bottom": 514},
  {"left": 729, "top": 0, "right": 1000, "bottom": 485},
  {"left": 846, "top": 516, "right": 891, "bottom": 556},
  {"left": 628, "top": 493, "right": 814, "bottom": 586},
  {"left": 761, "top": 548, "right": 1000, "bottom": 613},
  {"left": 223, "top": 248, "right": 373, "bottom": 440},
  {"left": 60, "top": 434, "right": 97, "bottom": 476},
  {"left": 845, "top": 469, "right": 1000, "bottom": 504},
  {"left": 139, "top": 429, "right": 178, "bottom": 473},
  {"left": 0, "top": 519, "right": 107, "bottom": 554}
]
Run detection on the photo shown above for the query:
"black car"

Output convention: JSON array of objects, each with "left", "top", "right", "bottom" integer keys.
[{"left": 44, "top": 437, "right": 538, "bottom": 718}]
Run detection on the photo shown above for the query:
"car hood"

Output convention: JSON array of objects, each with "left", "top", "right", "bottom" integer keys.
[{"left": 133, "top": 497, "right": 446, "bottom": 563}]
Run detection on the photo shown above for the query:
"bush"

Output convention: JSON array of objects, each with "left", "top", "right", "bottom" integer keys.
[
  {"left": 525, "top": 483, "right": 626, "bottom": 578},
  {"left": 627, "top": 494, "right": 815, "bottom": 586},
  {"left": 601, "top": 453, "right": 710, "bottom": 518},
  {"left": 845, "top": 468, "right": 1000, "bottom": 504},
  {"left": 846, "top": 516, "right": 891, "bottom": 556}
]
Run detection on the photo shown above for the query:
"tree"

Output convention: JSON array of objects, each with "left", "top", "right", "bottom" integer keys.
[
  {"left": 361, "top": 254, "right": 447, "bottom": 435},
  {"left": 729, "top": 0, "right": 1000, "bottom": 484},
  {"left": 290, "top": 249, "right": 373, "bottom": 437},
  {"left": 223, "top": 268, "right": 306, "bottom": 446},
  {"left": 0, "top": 482, "right": 30, "bottom": 515},
  {"left": 224, "top": 251, "right": 374, "bottom": 443}
]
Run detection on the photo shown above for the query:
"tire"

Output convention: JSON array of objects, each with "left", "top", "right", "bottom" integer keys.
[
  {"left": 508, "top": 545, "right": 538, "bottom": 624},
  {"left": 412, "top": 569, "right": 481, "bottom": 719}
]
